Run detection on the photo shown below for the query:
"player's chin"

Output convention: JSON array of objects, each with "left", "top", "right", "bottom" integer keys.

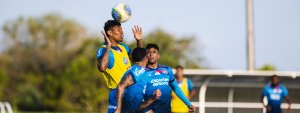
[
  {"left": 148, "top": 60, "right": 156, "bottom": 64},
  {"left": 118, "top": 38, "right": 124, "bottom": 42}
]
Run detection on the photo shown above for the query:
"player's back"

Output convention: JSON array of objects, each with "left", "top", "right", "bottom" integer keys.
[
  {"left": 121, "top": 64, "right": 150, "bottom": 113},
  {"left": 144, "top": 65, "right": 174, "bottom": 113}
]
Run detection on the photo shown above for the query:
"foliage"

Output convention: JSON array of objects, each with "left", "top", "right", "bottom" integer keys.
[
  {"left": 0, "top": 14, "right": 107, "bottom": 112},
  {"left": 258, "top": 64, "right": 276, "bottom": 71},
  {"left": 128, "top": 29, "right": 202, "bottom": 68}
]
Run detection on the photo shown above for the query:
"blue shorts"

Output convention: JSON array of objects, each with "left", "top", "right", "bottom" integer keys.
[
  {"left": 107, "top": 88, "right": 117, "bottom": 113},
  {"left": 267, "top": 105, "right": 282, "bottom": 113},
  {"left": 267, "top": 110, "right": 282, "bottom": 113}
]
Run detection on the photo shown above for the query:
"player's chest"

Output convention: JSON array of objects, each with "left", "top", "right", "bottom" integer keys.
[
  {"left": 267, "top": 88, "right": 283, "bottom": 100},
  {"left": 148, "top": 75, "right": 170, "bottom": 87}
]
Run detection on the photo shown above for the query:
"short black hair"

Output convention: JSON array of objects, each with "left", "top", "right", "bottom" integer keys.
[
  {"left": 104, "top": 20, "right": 121, "bottom": 36},
  {"left": 132, "top": 47, "right": 147, "bottom": 62},
  {"left": 146, "top": 43, "right": 159, "bottom": 51},
  {"left": 176, "top": 65, "right": 184, "bottom": 70},
  {"left": 271, "top": 75, "right": 279, "bottom": 80}
]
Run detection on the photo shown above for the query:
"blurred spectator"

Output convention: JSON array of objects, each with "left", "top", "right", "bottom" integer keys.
[{"left": 171, "top": 65, "right": 196, "bottom": 113}]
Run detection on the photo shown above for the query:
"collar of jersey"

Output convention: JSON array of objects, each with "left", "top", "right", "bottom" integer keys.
[
  {"left": 146, "top": 64, "right": 163, "bottom": 70},
  {"left": 103, "top": 42, "right": 122, "bottom": 52}
]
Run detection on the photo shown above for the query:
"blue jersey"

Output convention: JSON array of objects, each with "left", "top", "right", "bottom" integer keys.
[
  {"left": 144, "top": 65, "right": 175, "bottom": 113},
  {"left": 121, "top": 65, "right": 150, "bottom": 113},
  {"left": 262, "top": 84, "right": 288, "bottom": 112}
]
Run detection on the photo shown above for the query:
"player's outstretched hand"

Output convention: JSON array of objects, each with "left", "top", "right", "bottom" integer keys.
[
  {"left": 101, "top": 31, "right": 111, "bottom": 47},
  {"left": 132, "top": 25, "right": 142, "bottom": 41},
  {"left": 114, "top": 108, "right": 121, "bottom": 113},
  {"left": 152, "top": 89, "right": 161, "bottom": 100},
  {"left": 287, "top": 107, "right": 291, "bottom": 113},
  {"left": 188, "top": 105, "right": 195, "bottom": 113}
]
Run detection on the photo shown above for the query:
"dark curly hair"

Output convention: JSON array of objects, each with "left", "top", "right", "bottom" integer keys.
[{"left": 104, "top": 20, "right": 121, "bottom": 36}]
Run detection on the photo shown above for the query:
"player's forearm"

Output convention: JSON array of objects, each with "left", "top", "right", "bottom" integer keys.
[
  {"left": 286, "top": 97, "right": 292, "bottom": 105},
  {"left": 136, "top": 39, "right": 143, "bottom": 48},
  {"left": 138, "top": 97, "right": 155, "bottom": 112},
  {"left": 170, "top": 81, "right": 191, "bottom": 107},
  {"left": 116, "top": 85, "right": 126, "bottom": 110},
  {"left": 188, "top": 89, "right": 196, "bottom": 100},
  {"left": 98, "top": 47, "right": 110, "bottom": 71}
]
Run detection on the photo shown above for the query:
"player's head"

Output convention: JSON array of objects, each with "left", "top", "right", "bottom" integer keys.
[
  {"left": 132, "top": 47, "right": 148, "bottom": 64},
  {"left": 175, "top": 65, "right": 184, "bottom": 79},
  {"left": 271, "top": 75, "right": 280, "bottom": 86},
  {"left": 104, "top": 20, "right": 124, "bottom": 42},
  {"left": 146, "top": 43, "right": 160, "bottom": 64}
]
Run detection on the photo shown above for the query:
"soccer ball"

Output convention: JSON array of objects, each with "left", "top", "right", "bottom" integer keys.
[{"left": 111, "top": 3, "right": 132, "bottom": 23}]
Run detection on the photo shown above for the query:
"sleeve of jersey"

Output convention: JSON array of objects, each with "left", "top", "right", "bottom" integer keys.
[
  {"left": 187, "top": 79, "right": 194, "bottom": 91},
  {"left": 261, "top": 86, "right": 267, "bottom": 96},
  {"left": 96, "top": 48, "right": 114, "bottom": 69},
  {"left": 120, "top": 43, "right": 132, "bottom": 55},
  {"left": 129, "top": 69, "right": 138, "bottom": 83},
  {"left": 282, "top": 86, "right": 289, "bottom": 97},
  {"left": 96, "top": 48, "right": 105, "bottom": 59},
  {"left": 170, "top": 80, "right": 191, "bottom": 107}
]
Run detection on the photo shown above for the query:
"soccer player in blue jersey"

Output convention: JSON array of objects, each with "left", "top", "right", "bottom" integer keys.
[
  {"left": 261, "top": 75, "right": 291, "bottom": 113},
  {"left": 143, "top": 43, "right": 195, "bottom": 113},
  {"left": 115, "top": 48, "right": 162, "bottom": 113},
  {"left": 97, "top": 20, "right": 143, "bottom": 113}
]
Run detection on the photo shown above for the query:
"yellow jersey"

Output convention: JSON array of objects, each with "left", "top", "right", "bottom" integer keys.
[
  {"left": 97, "top": 43, "right": 131, "bottom": 89},
  {"left": 171, "top": 78, "right": 190, "bottom": 113}
]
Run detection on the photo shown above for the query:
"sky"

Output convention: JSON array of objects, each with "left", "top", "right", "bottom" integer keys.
[{"left": 0, "top": 0, "right": 299, "bottom": 71}]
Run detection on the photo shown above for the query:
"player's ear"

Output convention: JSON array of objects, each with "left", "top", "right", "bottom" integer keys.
[
  {"left": 145, "top": 56, "right": 149, "bottom": 62},
  {"left": 107, "top": 30, "right": 113, "bottom": 37},
  {"left": 157, "top": 54, "right": 160, "bottom": 59}
]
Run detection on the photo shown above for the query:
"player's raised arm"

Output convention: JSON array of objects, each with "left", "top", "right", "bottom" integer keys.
[
  {"left": 132, "top": 25, "right": 143, "bottom": 48},
  {"left": 138, "top": 89, "right": 161, "bottom": 112},
  {"left": 97, "top": 31, "right": 112, "bottom": 72},
  {"left": 115, "top": 73, "right": 135, "bottom": 113}
]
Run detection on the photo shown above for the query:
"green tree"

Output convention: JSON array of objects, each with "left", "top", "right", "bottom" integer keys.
[
  {"left": 258, "top": 64, "right": 276, "bottom": 71},
  {"left": 128, "top": 29, "right": 202, "bottom": 68},
  {"left": 1, "top": 14, "right": 107, "bottom": 112}
]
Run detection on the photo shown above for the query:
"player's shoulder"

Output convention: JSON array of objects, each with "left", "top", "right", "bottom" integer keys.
[
  {"left": 279, "top": 84, "right": 287, "bottom": 89},
  {"left": 158, "top": 64, "right": 172, "bottom": 70},
  {"left": 263, "top": 84, "right": 271, "bottom": 89},
  {"left": 118, "top": 42, "right": 129, "bottom": 49},
  {"left": 96, "top": 47, "right": 108, "bottom": 59},
  {"left": 129, "top": 65, "right": 145, "bottom": 75},
  {"left": 186, "top": 77, "right": 192, "bottom": 82},
  {"left": 118, "top": 42, "right": 131, "bottom": 53}
]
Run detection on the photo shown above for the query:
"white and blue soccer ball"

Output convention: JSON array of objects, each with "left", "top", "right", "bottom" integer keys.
[{"left": 112, "top": 3, "right": 132, "bottom": 23}]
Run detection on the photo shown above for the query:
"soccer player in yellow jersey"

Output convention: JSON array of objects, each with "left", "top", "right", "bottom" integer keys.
[
  {"left": 96, "top": 20, "right": 143, "bottom": 113},
  {"left": 171, "top": 65, "right": 196, "bottom": 113}
]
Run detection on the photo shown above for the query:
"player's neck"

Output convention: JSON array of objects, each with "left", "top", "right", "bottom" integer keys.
[
  {"left": 147, "top": 62, "right": 158, "bottom": 69},
  {"left": 110, "top": 38, "right": 119, "bottom": 47},
  {"left": 176, "top": 77, "right": 183, "bottom": 82},
  {"left": 135, "top": 62, "right": 147, "bottom": 68},
  {"left": 271, "top": 83, "right": 279, "bottom": 88}
]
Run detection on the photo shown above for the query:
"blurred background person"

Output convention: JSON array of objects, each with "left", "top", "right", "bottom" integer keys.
[
  {"left": 261, "top": 75, "right": 291, "bottom": 113},
  {"left": 171, "top": 65, "right": 196, "bottom": 113}
]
